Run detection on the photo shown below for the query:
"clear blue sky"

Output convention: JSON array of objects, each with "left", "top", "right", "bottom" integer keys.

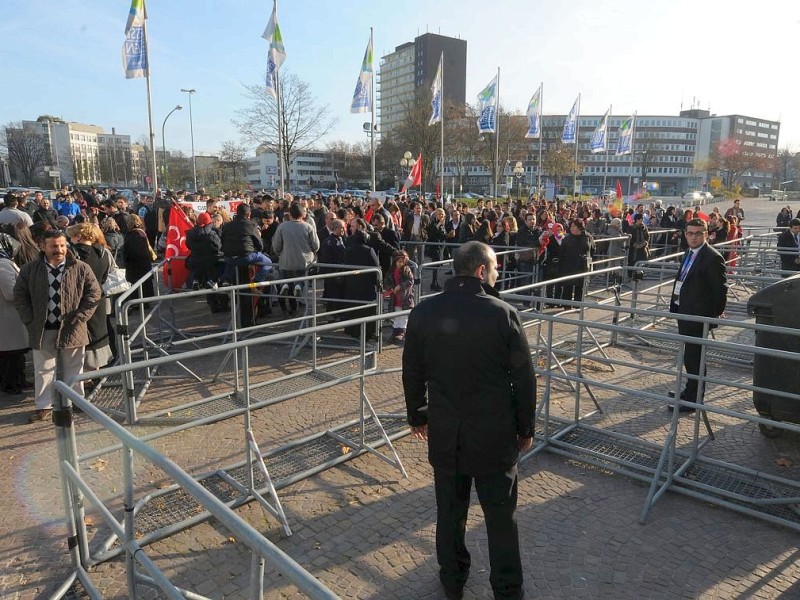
[{"left": 2, "top": 0, "right": 798, "bottom": 156}]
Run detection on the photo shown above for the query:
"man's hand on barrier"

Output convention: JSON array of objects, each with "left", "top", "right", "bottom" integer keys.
[
  {"left": 411, "top": 424, "right": 428, "bottom": 441},
  {"left": 518, "top": 436, "right": 533, "bottom": 452}
]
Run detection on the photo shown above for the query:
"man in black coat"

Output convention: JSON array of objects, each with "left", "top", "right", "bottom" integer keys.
[
  {"left": 220, "top": 204, "right": 272, "bottom": 284},
  {"left": 342, "top": 228, "right": 381, "bottom": 339},
  {"left": 669, "top": 218, "right": 728, "bottom": 411},
  {"left": 776, "top": 218, "right": 800, "bottom": 275},
  {"left": 403, "top": 241, "right": 535, "bottom": 600}
]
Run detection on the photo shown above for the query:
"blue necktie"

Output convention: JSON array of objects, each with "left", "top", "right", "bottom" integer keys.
[{"left": 679, "top": 251, "right": 693, "bottom": 281}]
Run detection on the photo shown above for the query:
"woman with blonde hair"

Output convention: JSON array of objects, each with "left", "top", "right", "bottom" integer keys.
[
  {"left": 67, "top": 222, "right": 114, "bottom": 374},
  {"left": 101, "top": 217, "right": 124, "bottom": 259}
]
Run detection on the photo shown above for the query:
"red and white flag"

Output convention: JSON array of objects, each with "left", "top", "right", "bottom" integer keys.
[
  {"left": 400, "top": 153, "right": 423, "bottom": 193},
  {"left": 162, "top": 201, "right": 193, "bottom": 290}
]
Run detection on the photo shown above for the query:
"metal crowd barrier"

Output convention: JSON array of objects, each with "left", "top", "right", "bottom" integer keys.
[
  {"left": 50, "top": 309, "right": 414, "bottom": 599},
  {"left": 101, "top": 264, "right": 384, "bottom": 423}
]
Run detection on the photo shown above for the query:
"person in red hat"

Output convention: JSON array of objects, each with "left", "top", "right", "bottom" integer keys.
[{"left": 186, "top": 211, "right": 223, "bottom": 291}]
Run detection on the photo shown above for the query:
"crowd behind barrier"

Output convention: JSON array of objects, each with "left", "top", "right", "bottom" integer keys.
[{"left": 4, "top": 184, "right": 800, "bottom": 597}]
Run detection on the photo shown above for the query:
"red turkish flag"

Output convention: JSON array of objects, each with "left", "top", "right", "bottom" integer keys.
[
  {"left": 400, "top": 153, "right": 423, "bottom": 192},
  {"left": 162, "top": 201, "right": 193, "bottom": 290}
]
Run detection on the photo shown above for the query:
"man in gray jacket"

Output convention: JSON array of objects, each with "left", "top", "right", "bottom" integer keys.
[
  {"left": 272, "top": 202, "right": 320, "bottom": 317},
  {"left": 14, "top": 230, "right": 101, "bottom": 423}
]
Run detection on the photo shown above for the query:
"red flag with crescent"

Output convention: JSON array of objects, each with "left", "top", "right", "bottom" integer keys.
[{"left": 162, "top": 201, "right": 193, "bottom": 290}]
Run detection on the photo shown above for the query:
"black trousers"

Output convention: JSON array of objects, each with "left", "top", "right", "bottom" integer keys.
[
  {"left": 676, "top": 316, "right": 707, "bottom": 401},
  {"left": 433, "top": 466, "right": 523, "bottom": 599}
]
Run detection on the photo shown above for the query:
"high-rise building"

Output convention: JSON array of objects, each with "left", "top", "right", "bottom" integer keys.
[{"left": 378, "top": 33, "right": 467, "bottom": 138}]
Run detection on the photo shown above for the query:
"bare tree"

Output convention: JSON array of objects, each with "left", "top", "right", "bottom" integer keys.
[
  {"left": 469, "top": 106, "right": 529, "bottom": 196},
  {"left": 325, "top": 140, "right": 371, "bottom": 188},
  {"left": 445, "top": 102, "right": 483, "bottom": 194},
  {"left": 541, "top": 142, "right": 578, "bottom": 190},
  {"left": 218, "top": 140, "right": 249, "bottom": 184},
  {"left": 233, "top": 71, "right": 337, "bottom": 179},
  {"left": 1, "top": 121, "right": 49, "bottom": 186}
]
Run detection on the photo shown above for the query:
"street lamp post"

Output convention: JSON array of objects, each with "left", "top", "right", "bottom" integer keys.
[
  {"left": 161, "top": 104, "right": 183, "bottom": 190},
  {"left": 181, "top": 88, "right": 197, "bottom": 192},
  {"left": 513, "top": 161, "right": 524, "bottom": 204},
  {"left": 399, "top": 150, "right": 416, "bottom": 193}
]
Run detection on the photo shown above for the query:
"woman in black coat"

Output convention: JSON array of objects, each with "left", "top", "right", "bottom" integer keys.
[
  {"left": 122, "top": 214, "right": 155, "bottom": 301},
  {"left": 343, "top": 229, "right": 381, "bottom": 338},
  {"left": 185, "top": 213, "right": 223, "bottom": 288},
  {"left": 425, "top": 208, "right": 448, "bottom": 291},
  {"left": 317, "top": 219, "right": 348, "bottom": 315},
  {"left": 558, "top": 219, "right": 595, "bottom": 302}
]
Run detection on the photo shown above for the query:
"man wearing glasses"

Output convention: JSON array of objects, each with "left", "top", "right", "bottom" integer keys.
[{"left": 669, "top": 218, "right": 728, "bottom": 412}]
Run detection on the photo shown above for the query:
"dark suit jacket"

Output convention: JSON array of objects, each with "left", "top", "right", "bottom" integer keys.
[
  {"left": 401, "top": 213, "right": 430, "bottom": 241},
  {"left": 776, "top": 230, "right": 800, "bottom": 272},
  {"left": 403, "top": 276, "right": 535, "bottom": 475},
  {"left": 670, "top": 243, "right": 727, "bottom": 320}
]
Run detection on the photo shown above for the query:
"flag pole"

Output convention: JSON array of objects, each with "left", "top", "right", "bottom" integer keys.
[
  {"left": 603, "top": 104, "right": 611, "bottom": 196},
  {"left": 370, "top": 27, "right": 376, "bottom": 193},
  {"left": 439, "top": 51, "right": 444, "bottom": 205},
  {"left": 573, "top": 93, "right": 580, "bottom": 198},
  {"left": 277, "top": 76, "right": 285, "bottom": 194},
  {"left": 494, "top": 66, "right": 500, "bottom": 199},
  {"left": 537, "top": 83, "right": 543, "bottom": 200},
  {"left": 142, "top": 1, "right": 158, "bottom": 195},
  {"left": 627, "top": 112, "right": 636, "bottom": 197},
  {"left": 276, "top": 0, "right": 287, "bottom": 195}
]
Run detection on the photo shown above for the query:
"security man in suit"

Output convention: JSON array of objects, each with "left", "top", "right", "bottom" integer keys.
[
  {"left": 669, "top": 218, "right": 728, "bottom": 411},
  {"left": 403, "top": 241, "right": 535, "bottom": 600},
  {"left": 776, "top": 218, "right": 800, "bottom": 275}
]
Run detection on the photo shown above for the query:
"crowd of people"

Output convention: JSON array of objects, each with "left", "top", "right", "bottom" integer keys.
[{"left": 1, "top": 180, "right": 792, "bottom": 423}]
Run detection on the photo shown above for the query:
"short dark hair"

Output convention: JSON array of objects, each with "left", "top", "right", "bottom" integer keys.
[
  {"left": 686, "top": 217, "right": 707, "bottom": 230},
  {"left": 236, "top": 203, "right": 251, "bottom": 218},
  {"left": 453, "top": 241, "right": 493, "bottom": 277},
  {"left": 42, "top": 229, "right": 67, "bottom": 241},
  {"left": 789, "top": 218, "right": 800, "bottom": 228},
  {"left": 289, "top": 202, "right": 305, "bottom": 219}
]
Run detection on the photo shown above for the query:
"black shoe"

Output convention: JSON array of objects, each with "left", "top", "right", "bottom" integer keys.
[
  {"left": 668, "top": 403, "right": 697, "bottom": 414},
  {"left": 442, "top": 585, "right": 464, "bottom": 600}
]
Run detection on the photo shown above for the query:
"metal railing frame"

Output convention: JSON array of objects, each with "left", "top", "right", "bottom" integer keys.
[
  {"left": 509, "top": 298, "right": 800, "bottom": 530},
  {"left": 51, "top": 375, "right": 339, "bottom": 600},
  {"left": 107, "top": 265, "right": 384, "bottom": 423}
]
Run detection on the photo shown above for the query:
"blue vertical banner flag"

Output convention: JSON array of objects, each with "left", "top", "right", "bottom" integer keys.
[
  {"left": 350, "top": 33, "right": 374, "bottom": 113},
  {"left": 476, "top": 74, "right": 498, "bottom": 133},
  {"left": 261, "top": 0, "right": 287, "bottom": 99},
  {"left": 590, "top": 107, "right": 611, "bottom": 154},
  {"left": 524, "top": 85, "right": 542, "bottom": 139},
  {"left": 616, "top": 113, "right": 636, "bottom": 156},
  {"left": 429, "top": 54, "right": 443, "bottom": 126},
  {"left": 561, "top": 96, "right": 580, "bottom": 143},
  {"left": 122, "top": 0, "right": 148, "bottom": 79}
]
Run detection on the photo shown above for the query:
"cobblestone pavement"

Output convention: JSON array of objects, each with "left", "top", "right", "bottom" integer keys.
[{"left": 1, "top": 198, "right": 799, "bottom": 599}]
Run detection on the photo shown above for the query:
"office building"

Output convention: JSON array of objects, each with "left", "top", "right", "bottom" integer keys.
[
  {"left": 457, "top": 110, "right": 779, "bottom": 196},
  {"left": 378, "top": 33, "right": 467, "bottom": 138}
]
